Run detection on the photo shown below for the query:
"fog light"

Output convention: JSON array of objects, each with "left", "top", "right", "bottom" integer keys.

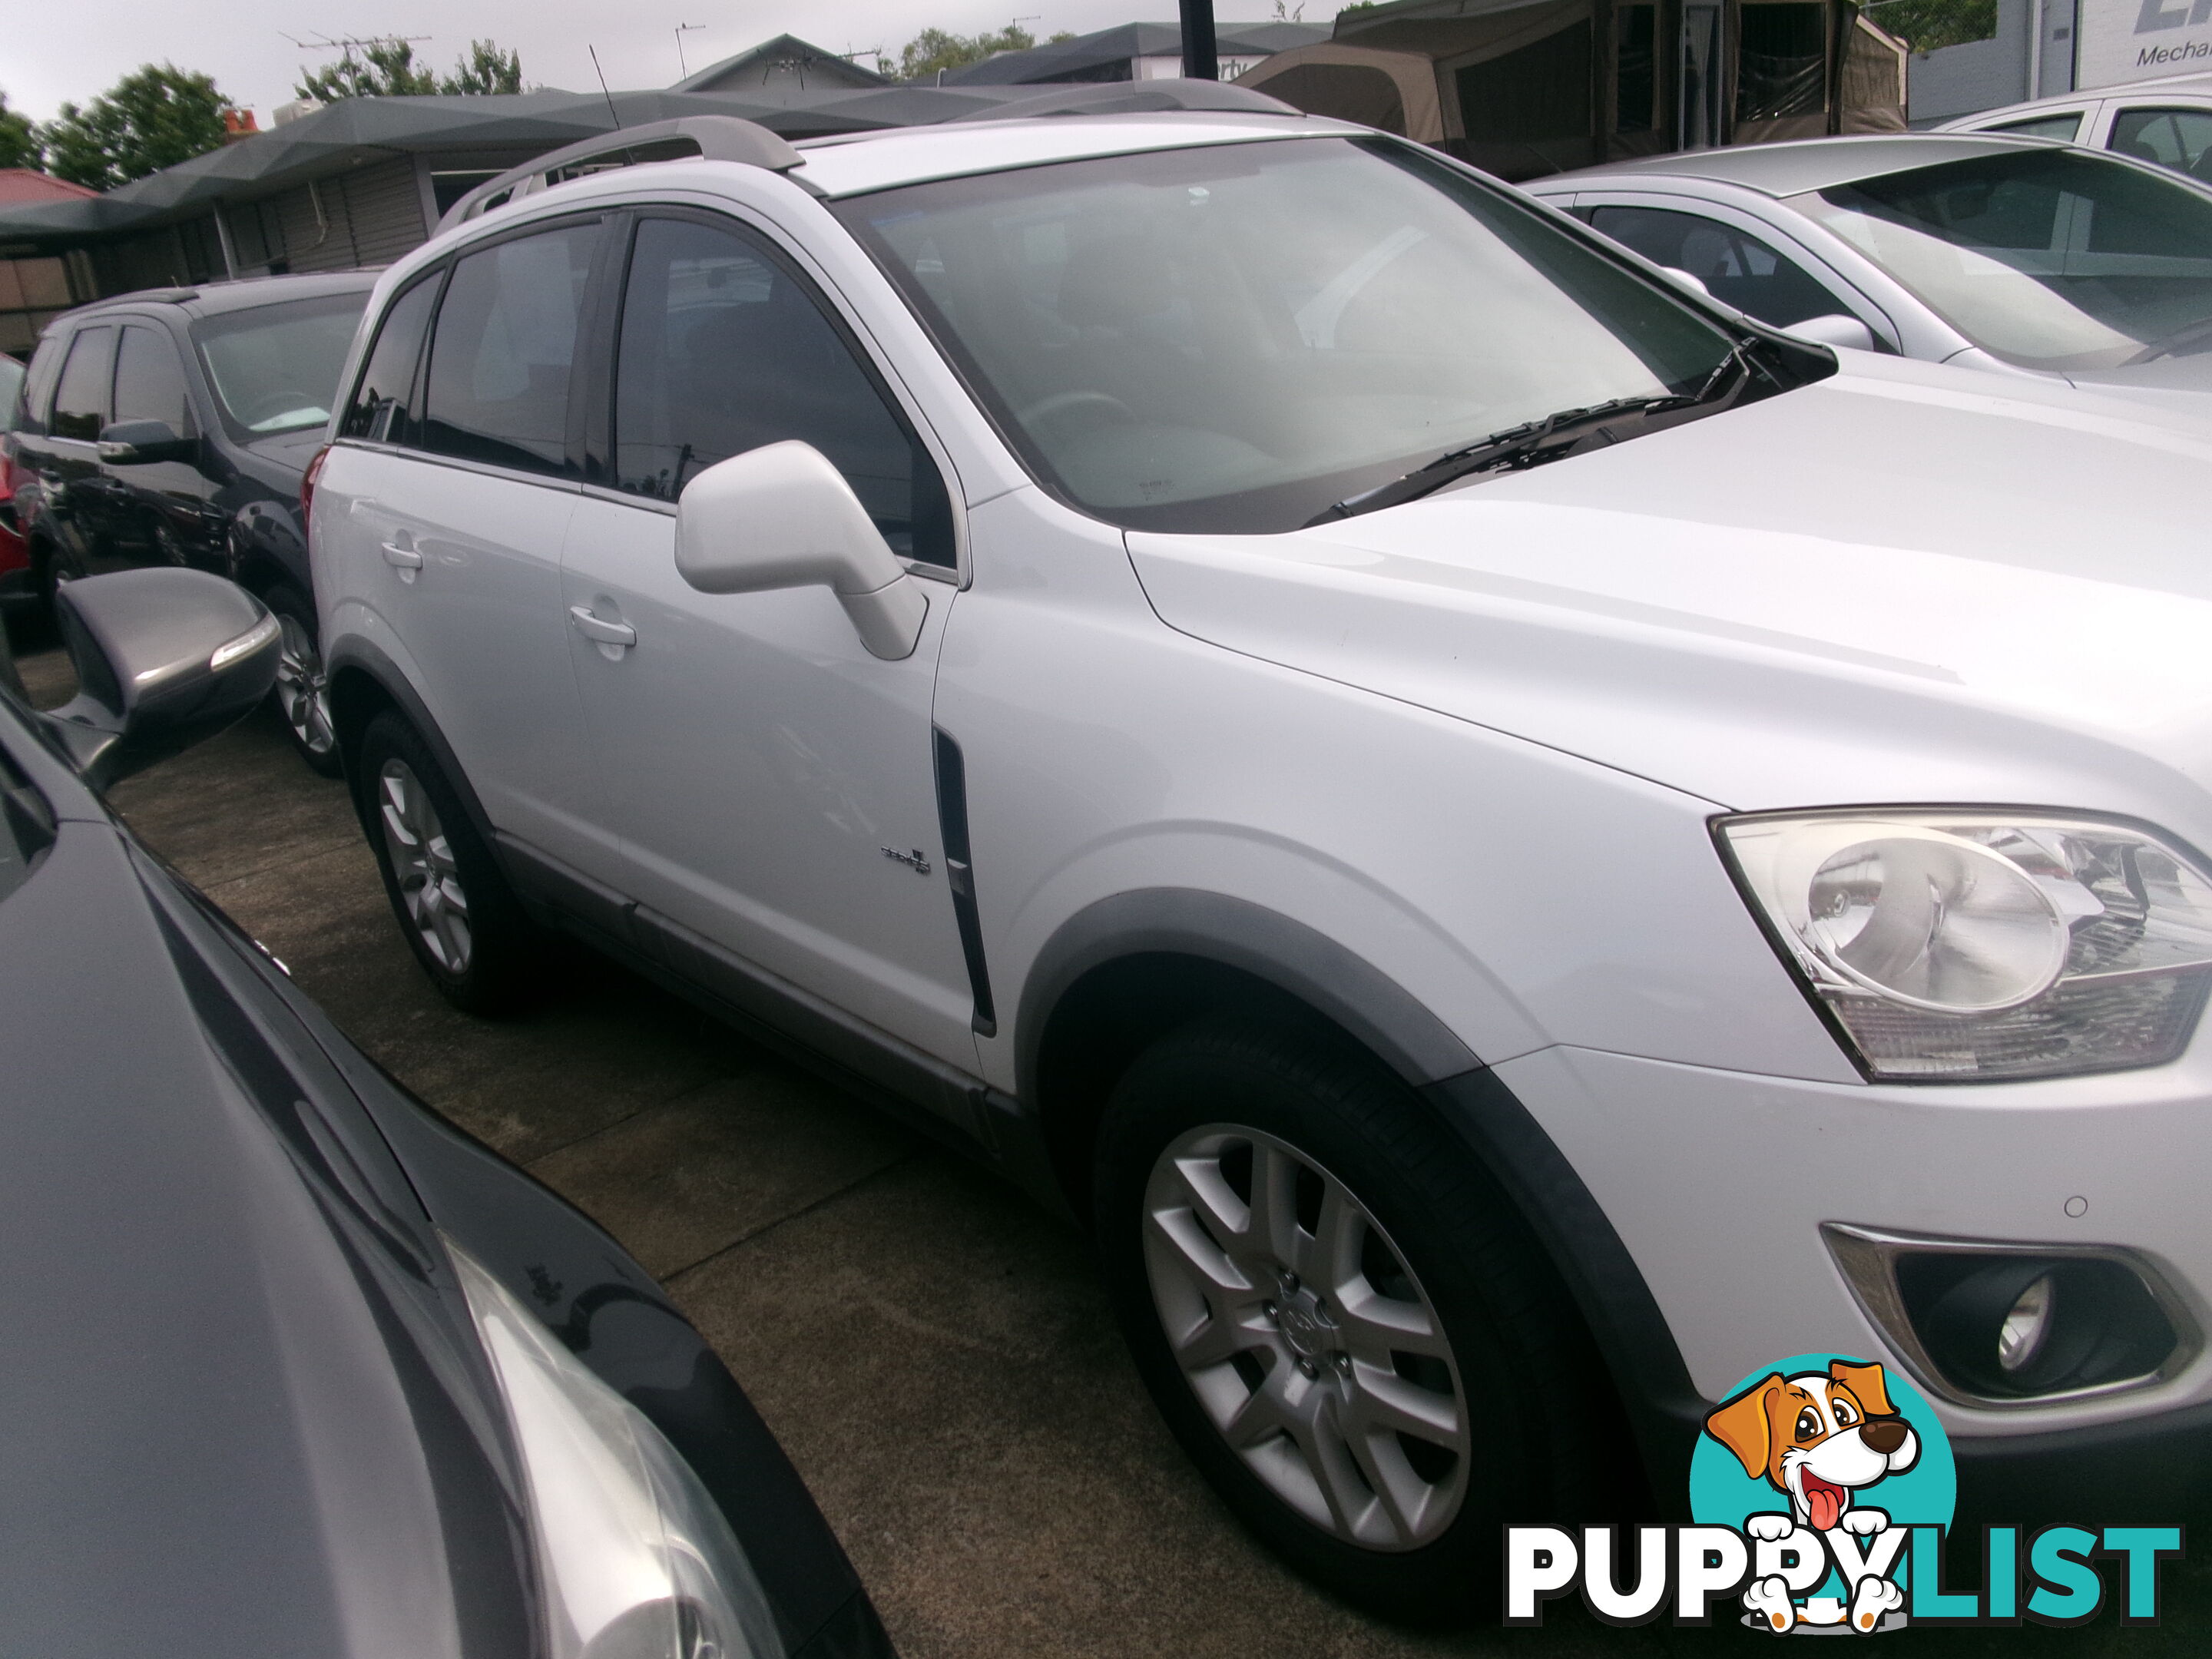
[{"left": 1997, "top": 1274, "right": 2055, "bottom": 1375}]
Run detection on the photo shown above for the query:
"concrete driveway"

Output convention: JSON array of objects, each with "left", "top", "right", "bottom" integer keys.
[{"left": 15, "top": 637, "right": 2204, "bottom": 1657}]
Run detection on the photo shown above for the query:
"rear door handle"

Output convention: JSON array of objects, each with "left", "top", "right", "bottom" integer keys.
[
  {"left": 568, "top": 604, "right": 637, "bottom": 648},
  {"left": 381, "top": 540, "right": 422, "bottom": 575}
]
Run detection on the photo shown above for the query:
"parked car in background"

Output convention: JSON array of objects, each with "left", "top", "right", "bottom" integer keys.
[
  {"left": 1528, "top": 133, "right": 2212, "bottom": 408},
  {"left": 8, "top": 273, "right": 376, "bottom": 773},
  {"left": 0, "top": 565, "right": 895, "bottom": 1659},
  {"left": 0, "top": 352, "right": 25, "bottom": 609},
  {"left": 1936, "top": 70, "right": 2212, "bottom": 179},
  {"left": 316, "top": 105, "right": 2212, "bottom": 1618}
]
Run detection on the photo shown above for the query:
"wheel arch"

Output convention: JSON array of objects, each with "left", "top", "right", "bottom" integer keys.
[
  {"left": 1015, "top": 888, "right": 1703, "bottom": 1508},
  {"left": 325, "top": 636, "right": 503, "bottom": 865}
]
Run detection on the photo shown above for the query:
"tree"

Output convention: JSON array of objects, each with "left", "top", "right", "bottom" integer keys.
[
  {"left": 296, "top": 38, "right": 525, "bottom": 101},
  {"left": 442, "top": 40, "right": 524, "bottom": 96},
  {"left": 882, "top": 24, "right": 1039, "bottom": 81},
  {"left": 0, "top": 88, "right": 40, "bottom": 171},
  {"left": 42, "top": 65, "right": 227, "bottom": 192}
]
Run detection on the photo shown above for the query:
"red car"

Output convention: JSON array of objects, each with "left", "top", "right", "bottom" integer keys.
[{"left": 0, "top": 352, "right": 26, "bottom": 608}]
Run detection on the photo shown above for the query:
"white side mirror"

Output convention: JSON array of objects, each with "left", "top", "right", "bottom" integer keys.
[
  {"left": 675, "top": 441, "right": 928, "bottom": 661},
  {"left": 1784, "top": 313, "right": 1876, "bottom": 352}
]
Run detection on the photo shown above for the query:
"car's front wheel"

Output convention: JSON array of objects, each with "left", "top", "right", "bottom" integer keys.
[
  {"left": 1094, "top": 1017, "right": 1616, "bottom": 1623},
  {"left": 265, "top": 585, "right": 341, "bottom": 777},
  {"left": 357, "top": 709, "right": 542, "bottom": 1014}
]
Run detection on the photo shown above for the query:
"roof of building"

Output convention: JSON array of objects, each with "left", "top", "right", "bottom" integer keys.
[
  {"left": 0, "top": 170, "right": 98, "bottom": 206},
  {"left": 939, "top": 21, "right": 1330, "bottom": 85},
  {"left": 673, "top": 33, "right": 889, "bottom": 94}
]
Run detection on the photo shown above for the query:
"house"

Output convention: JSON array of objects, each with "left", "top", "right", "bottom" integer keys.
[
  {"left": 0, "top": 172, "right": 99, "bottom": 354},
  {"left": 674, "top": 34, "right": 889, "bottom": 96},
  {"left": 939, "top": 20, "right": 1330, "bottom": 85}
]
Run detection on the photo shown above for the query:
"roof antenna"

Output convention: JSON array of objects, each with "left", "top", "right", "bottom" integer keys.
[{"left": 588, "top": 45, "right": 636, "bottom": 165}]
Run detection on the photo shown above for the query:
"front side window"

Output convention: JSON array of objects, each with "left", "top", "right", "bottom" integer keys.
[
  {"left": 1590, "top": 204, "right": 1846, "bottom": 329},
  {"left": 1989, "top": 112, "right": 2084, "bottom": 143},
  {"left": 194, "top": 292, "right": 369, "bottom": 436},
  {"left": 2108, "top": 106, "right": 2212, "bottom": 182},
  {"left": 50, "top": 326, "right": 115, "bottom": 442},
  {"left": 422, "top": 223, "right": 599, "bottom": 477},
  {"left": 836, "top": 137, "right": 1738, "bottom": 532},
  {"left": 611, "top": 216, "right": 953, "bottom": 565},
  {"left": 340, "top": 277, "right": 439, "bottom": 445},
  {"left": 1796, "top": 149, "right": 2212, "bottom": 369},
  {"left": 112, "top": 325, "right": 191, "bottom": 433}
]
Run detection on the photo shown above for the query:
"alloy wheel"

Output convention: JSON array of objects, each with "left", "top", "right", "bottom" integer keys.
[
  {"left": 377, "top": 758, "right": 472, "bottom": 974},
  {"left": 1142, "top": 1124, "right": 1470, "bottom": 1551},
  {"left": 274, "top": 613, "right": 336, "bottom": 759}
]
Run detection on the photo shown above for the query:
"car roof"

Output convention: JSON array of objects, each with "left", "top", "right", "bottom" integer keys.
[
  {"left": 1955, "top": 70, "right": 2212, "bottom": 116},
  {"left": 1531, "top": 132, "right": 2071, "bottom": 197},
  {"left": 57, "top": 269, "right": 379, "bottom": 329},
  {"left": 786, "top": 110, "right": 1360, "bottom": 197}
]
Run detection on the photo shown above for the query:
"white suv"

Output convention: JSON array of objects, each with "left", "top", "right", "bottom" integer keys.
[{"left": 313, "top": 97, "right": 2212, "bottom": 1616}]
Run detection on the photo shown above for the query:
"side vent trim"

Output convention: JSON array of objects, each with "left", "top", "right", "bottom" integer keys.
[{"left": 932, "top": 727, "right": 998, "bottom": 1038}]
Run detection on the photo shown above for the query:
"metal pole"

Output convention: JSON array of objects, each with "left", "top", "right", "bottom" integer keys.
[
  {"left": 1181, "top": 0, "right": 1220, "bottom": 80},
  {"left": 2027, "top": 0, "right": 2045, "bottom": 99}
]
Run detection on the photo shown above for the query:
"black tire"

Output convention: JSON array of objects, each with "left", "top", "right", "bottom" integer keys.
[
  {"left": 356, "top": 708, "right": 543, "bottom": 1014},
  {"left": 263, "top": 584, "right": 343, "bottom": 777},
  {"left": 1094, "top": 1016, "right": 1619, "bottom": 1624}
]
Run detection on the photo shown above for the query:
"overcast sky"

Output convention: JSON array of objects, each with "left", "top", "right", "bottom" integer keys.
[{"left": 6, "top": 3, "right": 1307, "bottom": 124}]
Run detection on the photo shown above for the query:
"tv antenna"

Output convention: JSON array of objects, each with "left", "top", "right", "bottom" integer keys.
[
  {"left": 283, "top": 31, "right": 432, "bottom": 54},
  {"left": 674, "top": 23, "right": 707, "bottom": 78}
]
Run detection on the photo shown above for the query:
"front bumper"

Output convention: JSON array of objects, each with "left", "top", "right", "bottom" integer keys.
[{"left": 1494, "top": 1042, "right": 2212, "bottom": 1513}]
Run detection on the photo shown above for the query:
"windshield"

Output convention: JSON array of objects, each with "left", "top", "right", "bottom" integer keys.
[
  {"left": 193, "top": 292, "right": 369, "bottom": 435},
  {"left": 1793, "top": 150, "right": 2212, "bottom": 371},
  {"left": 835, "top": 137, "right": 1740, "bottom": 532}
]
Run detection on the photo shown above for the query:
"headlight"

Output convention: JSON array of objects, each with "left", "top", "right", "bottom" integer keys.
[
  {"left": 449, "top": 1243, "right": 785, "bottom": 1659},
  {"left": 1718, "top": 810, "right": 2212, "bottom": 1080}
]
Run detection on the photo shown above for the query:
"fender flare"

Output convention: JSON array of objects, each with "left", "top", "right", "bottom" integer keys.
[
  {"left": 324, "top": 635, "right": 506, "bottom": 873},
  {"left": 1015, "top": 887, "right": 1703, "bottom": 1505}
]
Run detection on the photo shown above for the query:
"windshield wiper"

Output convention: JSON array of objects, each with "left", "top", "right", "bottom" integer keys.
[{"left": 1304, "top": 343, "right": 1756, "bottom": 527}]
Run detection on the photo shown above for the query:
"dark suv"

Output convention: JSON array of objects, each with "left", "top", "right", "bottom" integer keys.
[{"left": 8, "top": 273, "right": 375, "bottom": 773}]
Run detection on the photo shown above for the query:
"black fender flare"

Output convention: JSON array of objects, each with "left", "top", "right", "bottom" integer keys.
[
  {"left": 323, "top": 635, "right": 508, "bottom": 879},
  {"left": 1015, "top": 887, "right": 1704, "bottom": 1507}
]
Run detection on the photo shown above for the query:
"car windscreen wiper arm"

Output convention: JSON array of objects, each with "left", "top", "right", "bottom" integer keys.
[{"left": 1304, "top": 345, "right": 1755, "bottom": 528}]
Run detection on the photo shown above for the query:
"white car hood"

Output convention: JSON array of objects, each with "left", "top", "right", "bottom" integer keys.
[{"left": 1126, "top": 353, "right": 2212, "bottom": 821}]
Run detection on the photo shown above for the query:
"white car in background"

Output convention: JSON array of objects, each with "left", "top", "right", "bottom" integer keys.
[
  {"left": 1526, "top": 132, "right": 2212, "bottom": 408},
  {"left": 313, "top": 96, "right": 2212, "bottom": 1619},
  {"left": 1936, "top": 68, "right": 2212, "bottom": 179}
]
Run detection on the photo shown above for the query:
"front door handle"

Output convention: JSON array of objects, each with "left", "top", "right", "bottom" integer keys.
[
  {"left": 381, "top": 541, "right": 423, "bottom": 582},
  {"left": 569, "top": 604, "right": 637, "bottom": 653}
]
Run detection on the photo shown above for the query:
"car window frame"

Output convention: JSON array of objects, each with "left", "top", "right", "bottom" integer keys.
[
  {"left": 110, "top": 320, "right": 197, "bottom": 440},
  {"left": 1566, "top": 187, "right": 1901, "bottom": 349},
  {"left": 2104, "top": 102, "right": 2212, "bottom": 176},
  {"left": 577, "top": 200, "right": 965, "bottom": 582},
  {"left": 336, "top": 269, "right": 448, "bottom": 452},
  {"left": 49, "top": 323, "right": 119, "bottom": 445}
]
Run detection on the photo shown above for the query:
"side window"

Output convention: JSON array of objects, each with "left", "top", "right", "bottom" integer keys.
[
  {"left": 1991, "top": 112, "right": 2085, "bottom": 143},
  {"left": 340, "top": 276, "right": 439, "bottom": 445},
  {"left": 50, "top": 326, "right": 116, "bottom": 442},
  {"left": 112, "top": 325, "right": 192, "bottom": 433},
  {"left": 420, "top": 222, "right": 598, "bottom": 477},
  {"left": 612, "top": 216, "right": 955, "bottom": 568},
  {"left": 1589, "top": 205, "right": 1847, "bottom": 329},
  {"left": 2108, "top": 108, "right": 2212, "bottom": 183},
  {"left": 15, "top": 333, "right": 65, "bottom": 435}
]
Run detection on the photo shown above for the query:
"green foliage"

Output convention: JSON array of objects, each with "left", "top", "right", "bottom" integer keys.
[
  {"left": 1864, "top": 0, "right": 1998, "bottom": 53},
  {"left": 0, "top": 88, "right": 41, "bottom": 171},
  {"left": 882, "top": 24, "right": 1038, "bottom": 81},
  {"left": 1337, "top": 2, "right": 1382, "bottom": 15},
  {"left": 42, "top": 64, "right": 227, "bottom": 192},
  {"left": 442, "top": 40, "right": 525, "bottom": 96},
  {"left": 295, "top": 38, "right": 527, "bottom": 101}
]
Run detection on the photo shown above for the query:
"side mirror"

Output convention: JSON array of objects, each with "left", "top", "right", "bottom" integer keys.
[
  {"left": 1784, "top": 313, "right": 1876, "bottom": 352},
  {"left": 98, "top": 419, "right": 194, "bottom": 464},
  {"left": 43, "top": 568, "right": 280, "bottom": 789},
  {"left": 674, "top": 442, "right": 928, "bottom": 661}
]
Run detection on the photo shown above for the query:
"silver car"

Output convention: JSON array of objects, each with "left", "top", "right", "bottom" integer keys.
[{"left": 1525, "top": 133, "right": 2212, "bottom": 407}]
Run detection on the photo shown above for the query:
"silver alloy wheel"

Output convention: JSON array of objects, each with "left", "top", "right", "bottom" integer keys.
[
  {"left": 377, "top": 758, "right": 472, "bottom": 974},
  {"left": 274, "top": 613, "right": 336, "bottom": 759},
  {"left": 1143, "top": 1124, "right": 1470, "bottom": 1551}
]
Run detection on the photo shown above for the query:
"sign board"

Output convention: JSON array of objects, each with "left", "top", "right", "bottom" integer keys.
[{"left": 2078, "top": 0, "right": 2212, "bottom": 90}]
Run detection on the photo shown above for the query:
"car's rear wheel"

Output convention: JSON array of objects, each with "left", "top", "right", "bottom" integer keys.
[
  {"left": 358, "top": 709, "right": 541, "bottom": 1014},
  {"left": 1094, "top": 1017, "right": 1616, "bottom": 1623},
  {"left": 265, "top": 585, "right": 341, "bottom": 777}
]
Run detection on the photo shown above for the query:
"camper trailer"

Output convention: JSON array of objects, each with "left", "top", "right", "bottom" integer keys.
[{"left": 1239, "top": 0, "right": 1906, "bottom": 181}]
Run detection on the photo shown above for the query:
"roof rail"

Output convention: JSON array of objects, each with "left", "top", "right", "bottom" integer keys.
[
  {"left": 436, "top": 116, "right": 806, "bottom": 232},
  {"left": 960, "top": 78, "right": 1302, "bottom": 123}
]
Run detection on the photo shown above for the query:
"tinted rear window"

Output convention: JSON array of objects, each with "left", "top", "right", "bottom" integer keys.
[
  {"left": 51, "top": 326, "right": 114, "bottom": 442},
  {"left": 339, "top": 277, "right": 439, "bottom": 445}
]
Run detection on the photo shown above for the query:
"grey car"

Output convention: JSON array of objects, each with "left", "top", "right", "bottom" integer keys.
[{"left": 1525, "top": 132, "right": 2212, "bottom": 410}]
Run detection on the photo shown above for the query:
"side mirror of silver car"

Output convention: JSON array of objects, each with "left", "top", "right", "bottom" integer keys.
[
  {"left": 1785, "top": 313, "right": 1876, "bottom": 353},
  {"left": 674, "top": 442, "right": 928, "bottom": 661},
  {"left": 44, "top": 568, "right": 281, "bottom": 789}
]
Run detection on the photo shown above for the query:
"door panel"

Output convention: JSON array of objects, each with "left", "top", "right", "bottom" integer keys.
[
  {"left": 561, "top": 210, "right": 973, "bottom": 1068},
  {"left": 40, "top": 326, "right": 117, "bottom": 573}
]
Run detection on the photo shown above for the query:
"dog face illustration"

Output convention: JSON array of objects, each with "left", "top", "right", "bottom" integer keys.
[{"left": 1704, "top": 1359, "right": 1919, "bottom": 1533}]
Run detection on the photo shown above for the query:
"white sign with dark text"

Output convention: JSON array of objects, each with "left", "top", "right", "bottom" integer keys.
[{"left": 2080, "top": 0, "right": 2212, "bottom": 90}]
